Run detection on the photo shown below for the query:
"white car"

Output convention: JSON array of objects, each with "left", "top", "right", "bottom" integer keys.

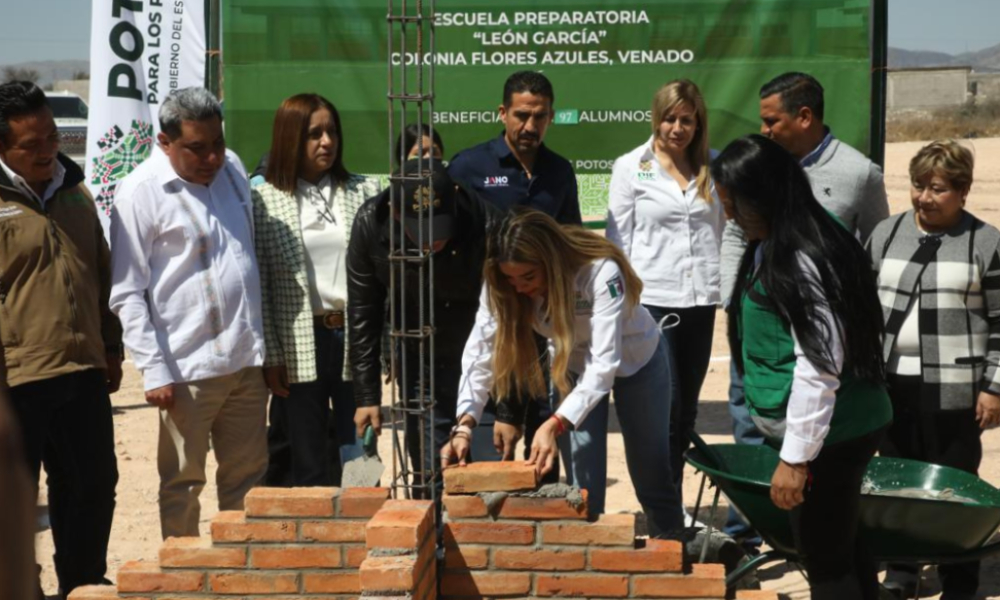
[{"left": 45, "top": 91, "right": 89, "bottom": 168}]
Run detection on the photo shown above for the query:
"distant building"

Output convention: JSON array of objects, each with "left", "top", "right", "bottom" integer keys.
[{"left": 887, "top": 67, "right": 970, "bottom": 111}]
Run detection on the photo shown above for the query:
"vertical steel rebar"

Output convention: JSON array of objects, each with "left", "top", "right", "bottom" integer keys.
[{"left": 387, "top": 0, "right": 436, "bottom": 505}]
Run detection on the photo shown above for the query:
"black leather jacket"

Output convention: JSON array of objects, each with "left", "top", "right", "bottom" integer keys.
[{"left": 347, "top": 184, "right": 500, "bottom": 409}]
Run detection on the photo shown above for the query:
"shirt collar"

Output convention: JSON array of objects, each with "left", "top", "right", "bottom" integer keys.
[
  {"left": 151, "top": 146, "right": 229, "bottom": 187},
  {"left": 489, "top": 131, "right": 549, "bottom": 166},
  {"left": 297, "top": 173, "right": 330, "bottom": 189},
  {"left": 0, "top": 155, "right": 66, "bottom": 206},
  {"left": 641, "top": 136, "right": 657, "bottom": 161},
  {"left": 800, "top": 128, "right": 834, "bottom": 168}
]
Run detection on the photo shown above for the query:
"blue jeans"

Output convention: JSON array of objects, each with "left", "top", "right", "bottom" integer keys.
[
  {"left": 558, "top": 336, "right": 683, "bottom": 537},
  {"left": 266, "top": 327, "right": 363, "bottom": 486},
  {"left": 723, "top": 359, "right": 765, "bottom": 543}
]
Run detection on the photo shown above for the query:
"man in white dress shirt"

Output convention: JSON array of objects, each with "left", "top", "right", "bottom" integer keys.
[{"left": 110, "top": 87, "right": 268, "bottom": 539}]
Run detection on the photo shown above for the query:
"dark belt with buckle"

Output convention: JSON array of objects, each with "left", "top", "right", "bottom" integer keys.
[{"left": 314, "top": 311, "right": 345, "bottom": 329}]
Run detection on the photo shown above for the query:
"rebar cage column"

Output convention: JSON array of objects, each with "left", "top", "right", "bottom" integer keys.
[{"left": 386, "top": 0, "right": 438, "bottom": 503}]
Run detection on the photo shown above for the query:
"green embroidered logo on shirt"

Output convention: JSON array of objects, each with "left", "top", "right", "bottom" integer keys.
[{"left": 606, "top": 275, "right": 624, "bottom": 298}]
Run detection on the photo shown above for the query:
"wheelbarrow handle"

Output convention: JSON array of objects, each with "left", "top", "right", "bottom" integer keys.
[{"left": 688, "top": 430, "right": 727, "bottom": 471}]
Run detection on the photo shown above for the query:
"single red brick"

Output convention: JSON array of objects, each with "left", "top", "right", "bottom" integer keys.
[
  {"left": 632, "top": 573, "right": 727, "bottom": 598},
  {"left": 380, "top": 498, "right": 435, "bottom": 512},
  {"left": 414, "top": 558, "right": 436, "bottom": 600},
  {"left": 302, "top": 572, "right": 362, "bottom": 594},
  {"left": 338, "top": 487, "right": 391, "bottom": 517},
  {"left": 443, "top": 461, "right": 538, "bottom": 494},
  {"left": 443, "top": 545, "right": 489, "bottom": 570},
  {"left": 494, "top": 548, "right": 585, "bottom": 571},
  {"left": 210, "top": 511, "right": 296, "bottom": 543},
  {"left": 208, "top": 572, "right": 298, "bottom": 594},
  {"left": 244, "top": 487, "right": 338, "bottom": 517},
  {"left": 497, "top": 490, "right": 589, "bottom": 520},
  {"left": 540, "top": 513, "right": 635, "bottom": 546},
  {"left": 66, "top": 586, "right": 126, "bottom": 600},
  {"left": 590, "top": 539, "right": 683, "bottom": 573},
  {"left": 693, "top": 563, "right": 726, "bottom": 579},
  {"left": 366, "top": 504, "right": 433, "bottom": 550},
  {"left": 442, "top": 494, "right": 488, "bottom": 518},
  {"left": 159, "top": 537, "right": 247, "bottom": 569},
  {"left": 535, "top": 574, "right": 629, "bottom": 597},
  {"left": 736, "top": 591, "right": 780, "bottom": 600},
  {"left": 440, "top": 571, "right": 531, "bottom": 596},
  {"left": 251, "top": 545, "right": 342, "bottom": 569},
  {"left": 300, "top": 520, "right": 367, "bottom": 543},
  {"left": 344, "top": 544, "right": 368, "bottom": 567},
  {"left": 360, "top": 555, "right": 419, "bottom": 592},
  {"left": 117, "top": 561, "right": 204, "bottom": 594},
  {"left": 443, "top": 521, "right": 535, "bottom": 545}
]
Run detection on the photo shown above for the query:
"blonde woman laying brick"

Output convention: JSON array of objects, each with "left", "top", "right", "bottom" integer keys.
[{"left": 440, "top": 208, "right": 684, "bottom": 538}]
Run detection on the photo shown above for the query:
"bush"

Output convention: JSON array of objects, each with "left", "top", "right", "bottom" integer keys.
[
  {"left": 887, "top": 99, "right": 1000, "bottom": 143},
  {"left": 885, "top": 99, "right": 1000, "bottom": 142}
]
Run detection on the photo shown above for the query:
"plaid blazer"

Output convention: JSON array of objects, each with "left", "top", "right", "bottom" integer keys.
[
  {"left": 252, "top": 175, "right": 381, "bottom": 383},
  {"left": 866, "top": 210, "right": 1000, "bottom": 410}
]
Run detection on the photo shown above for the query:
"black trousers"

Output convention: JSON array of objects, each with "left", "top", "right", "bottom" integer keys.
[
  {"left": 644, "top": 304, "right": 716, "bottom": 500},
  {"left": 881, "top": 375, "right": 982, "bottom": 596},
  {"left": 264, "top": 327, "right": 356, "bottom": 487},
  {"left": 8, "top": 369, "right": 118, "bottom": 596},
  {"left": 790, "top": 427, "right": 885, "bottom": 600},
  {"left": 401, "top": 355, "right": 460, "bottom": 500}
]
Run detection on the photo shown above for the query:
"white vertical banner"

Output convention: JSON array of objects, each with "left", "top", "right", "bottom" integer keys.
[{"left": 85, "top": 0, "right": 207, "bottom": 230}]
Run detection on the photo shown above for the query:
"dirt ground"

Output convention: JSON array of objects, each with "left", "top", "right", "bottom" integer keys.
[{"left": 35, "top": 138, "right": 1000, "bottom": 599}]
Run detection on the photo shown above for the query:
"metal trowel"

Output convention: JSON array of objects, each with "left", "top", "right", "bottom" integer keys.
[{"left": 341, "top": 425, "right": 385, "bottom": 488}]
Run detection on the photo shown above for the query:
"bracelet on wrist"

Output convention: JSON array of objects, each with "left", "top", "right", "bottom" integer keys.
[
  {"left": 450, "top": 424, "right": 473, "bottom": 440},
  {"left": 549, "top": 415, "right": 566, "bottom": 437}
]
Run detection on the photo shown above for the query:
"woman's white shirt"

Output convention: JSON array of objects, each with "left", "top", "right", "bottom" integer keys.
[
  {"left": 296, "top": 175, "right": 348, "bottom": 313},
  {"left": 606, "top": 137, "right": 724, "bottom": 307},
  {"left": 456, "top": 258, "right": 660, "bottom": 428}
]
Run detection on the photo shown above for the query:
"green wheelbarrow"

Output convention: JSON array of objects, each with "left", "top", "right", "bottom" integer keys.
[{"left": 685, "top": 433, "right": 1000, "bottom": 591}]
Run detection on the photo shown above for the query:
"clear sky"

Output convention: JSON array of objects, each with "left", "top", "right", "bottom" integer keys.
[{"left": 1, "top": 0, "right": 998, "bottom": 66}]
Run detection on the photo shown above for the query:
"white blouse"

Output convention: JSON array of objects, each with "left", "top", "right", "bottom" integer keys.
[
  {"left": 606, "top": 137, "right": 724, "bottom": 308},
  {"left": 456, "top": 258, "right": 660, "bottom": 428},
  {"left": 296, "top": 175, "right": 348, "bottom": 313}
]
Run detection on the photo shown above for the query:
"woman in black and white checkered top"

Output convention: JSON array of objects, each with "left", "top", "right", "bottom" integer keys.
[{"left": 866, "top": 140, "right": 1000, "bottom": 600}]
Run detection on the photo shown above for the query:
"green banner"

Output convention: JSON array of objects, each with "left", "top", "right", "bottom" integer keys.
[{"left": 223, "top": 0, "right": 874, "bottom": 216}]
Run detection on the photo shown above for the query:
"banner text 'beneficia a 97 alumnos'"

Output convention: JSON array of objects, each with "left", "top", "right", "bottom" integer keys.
[
  {"left": 86, "top": 0, "right": 206, "bottom": 229},
  {"left": 223, "top": 1, "right": 874, "bottom": 216}
]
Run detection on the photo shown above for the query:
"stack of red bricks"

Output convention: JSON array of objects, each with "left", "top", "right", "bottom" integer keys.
[
  {"left": 67, "top": 463, "right": 778, "bottom": 600},
  {"left": 68, "top": 486, "right": 408, "bottom": 600},
  {"left": 361, "top": 497, "right": 437, "bottom": 599},
  {"left": 440, "top": 462, "right": 773, "bottom": 600}
]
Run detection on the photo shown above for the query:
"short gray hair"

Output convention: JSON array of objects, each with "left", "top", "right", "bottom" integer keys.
[{"left": 159, "top": 87, "right": 222, "bottom": 139}]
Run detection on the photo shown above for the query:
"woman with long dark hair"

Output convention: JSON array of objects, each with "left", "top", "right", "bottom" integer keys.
[
  {"left": 714, "top": 134, "right": 891, "bottom": 600},
  {"left": 252, "top": 93, "right": 381, "bottom": 486}
]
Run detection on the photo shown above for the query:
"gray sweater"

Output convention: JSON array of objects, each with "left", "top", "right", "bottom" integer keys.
[{"left": 719, "top": 136, "right": 889, "bottom": 303}]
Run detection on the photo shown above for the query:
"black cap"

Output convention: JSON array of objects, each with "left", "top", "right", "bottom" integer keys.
[{"left": 393, "top": 159, "right": 455, "bottom": 243}]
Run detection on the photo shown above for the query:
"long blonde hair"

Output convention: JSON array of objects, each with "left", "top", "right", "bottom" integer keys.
[
  {"left": 651, "top": 79, "right": 712, "bottom": 202},
  {"left": 484, "top": 209, "right": 643, "bottom": 402}
]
